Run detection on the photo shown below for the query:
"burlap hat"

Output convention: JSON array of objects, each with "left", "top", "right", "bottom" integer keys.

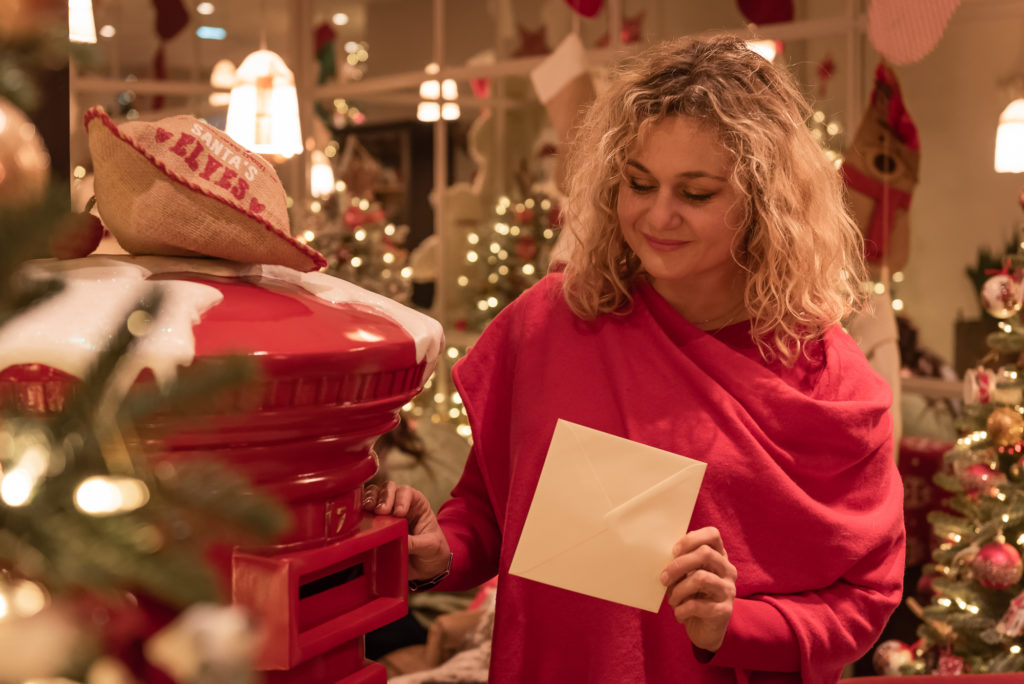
[{"left": 84, "top": 106, "right": 326, "bottom": 272}]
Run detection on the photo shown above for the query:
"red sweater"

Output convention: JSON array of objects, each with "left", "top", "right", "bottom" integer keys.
[{"left": 438, "top": 274, "right": 905, "bottom": 683}]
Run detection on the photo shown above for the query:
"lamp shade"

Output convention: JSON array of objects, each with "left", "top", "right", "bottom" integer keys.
[
  {"left": 995, "top": 98, "right": 1024, "bottom": 173},
  {"left": 210, "top": 58, "right": 237, "bottom": 90},
  {"left": 68, "top": 0, "right": 96, "bottom": 44},
  {"left": 225, "top": 49, "right": 303, "bottom": 158},
  {"left": 310, "top": 150, "right": 335, "bottom": 198}
]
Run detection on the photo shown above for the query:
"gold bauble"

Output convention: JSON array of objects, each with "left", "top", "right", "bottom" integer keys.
[
  {"left": 0, "top": 97, "right": 50, "bottom": 208},
  {"left": 986, "top": 406, "right": 1024, "bottom": 447}
]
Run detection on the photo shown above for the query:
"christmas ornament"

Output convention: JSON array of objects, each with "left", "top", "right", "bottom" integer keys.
[
  {"left": 964, "top": 366, "right": 998, "bottom": 404},
  {"left": 0, "top": 97, "right": 51, "bottom": 208},
  {"left": 972, "top": 540, "right": 1023, "bottom": 590},
  {"left": 872, "top": 639, "right": 914, "bottom": 675},
  {"left": 84, "top": 106, "right": 325, "bottom": 272},
  {"left": 959, "top": 463, "right": 1007, "bottom": 493},
  {"left": 50, "top": 205, "right": 105, "bottom": 260},
  {"left": 868, "top": 0, "right": 962, "bottom": 66},
  {"left": 995, "top": 589, "right": 1024, "bottom": 637},
  {"left": 986, "top": 406, "right": 1024, "bottom": 446},
  {"left": 513, "top": 24, "right": 550, "bottom": 58},
  {"left": 980, "top": 273, "right": 1024, "bottom": 318},
  {"left": 144, "top": 603, "right": 259, "bottom": 683},
  {"left": 935, "top": 651, "right": 966, "bottom": 675},
  {"left": 841, "top": 63, "right": 918, "bottom": 271}
]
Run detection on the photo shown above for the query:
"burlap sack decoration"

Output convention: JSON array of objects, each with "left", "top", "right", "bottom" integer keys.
[{"left": 85, "top": 106, "right": 326, "bottom": 272}]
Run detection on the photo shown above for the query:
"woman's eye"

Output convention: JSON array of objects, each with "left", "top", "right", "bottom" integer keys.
[
  {"left": 627, "top": 178, "right": 655, "bottom": 192},
  {"left": 683, "top": 191, "right": 714, "bottom": 202}
]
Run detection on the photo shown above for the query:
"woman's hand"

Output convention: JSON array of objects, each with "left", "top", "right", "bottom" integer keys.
[
  {"left": 362, "top": 481, "right": 452, "bottom": 581},
  {"left": 661, "top": 526, "right": 737, "bottom": 653}
]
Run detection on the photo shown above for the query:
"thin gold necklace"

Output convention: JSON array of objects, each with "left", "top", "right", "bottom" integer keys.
[{"left": 693, "top": 301, "right": 746, "bottom": 332}]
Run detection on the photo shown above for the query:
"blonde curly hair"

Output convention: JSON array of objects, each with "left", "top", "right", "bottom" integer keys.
[{"left": 559, "top": 34, "right": 867, "bottom": 366}]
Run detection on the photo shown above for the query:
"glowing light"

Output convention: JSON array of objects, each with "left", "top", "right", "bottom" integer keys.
[
  {"left": 335, "top": 180, "right": 347, "bottom": 192},
  {"left": 9, "top": 580, "right": 47, "bottom": 618},
  {"left": 995, "top": 98, "right": 1024, "bottom": 173},
  {"left": 401, "top": 267, "right": 412, "bottom": 278},
  {"left": 457, "top": 276, "right": 469, "bottom": 286},
  {"left": 891, "top": 298, "right": 904, "bottom": 311},
  {"left": 456, "top": 424, "right": 473, "bottom": 438},
  {"left": 441, "top": 79, "right": 458, "bottom": 100},
  {"left": 73, "top": 165, "right": 87, "bottom": 179},
  {"left": 385, "top": 224, "right": 396, "bottom": 236},
  {"left": 873, "top": 282, "right": 885, "bottom": 295},
  {"left": 310, "top": 150, "right": 335, "bottom": 198},
  {"left": 434, "top": 392, "right": 445, "bottom": 403},
  {"left": 1012, "top": 645, "right": 1022, "bottom": 654},
  {"left": 69, "top": 0, "right": 97, "bottom": 43},
  {"left": 452, "top": 392, "right": 462, "bottom": 405},
  {"left": 196, "top": 25, "right": 227, "bottom": 40},
  {"left": 467, "top": 233, "right": 479, "bottom": 244},
  {"left": 0, "top": 469, "right": 34, "bottom": 506},
  {"left": 447, "top": 347, "right": 459, "bottom": 359},
  {"left": 448, "top": 408, "right": 461, "bottom": 419},
  {"left": 197, "top": 2, "right": 215, "bottom": 15},
  {"left": 419, "top": 80, "right": 441, "bottom": 100},
  {"left": 354, "top": 229, "right": 367, "bottom": 241},
  {"left": 303, "top": 230, "right": 315, "bottom": 241},
  {"left": 466, "top": 251, "right": 479, "bottom": 263},
  {"left": 226, "top": 50, "right": 303, "bottom": 157},
  {"left": 510, "top": 225, "right": 521, "bottom": 236},
  {"left": 490, "top": 242, "right": 501, "bottom": 254},
  {"left": 543, "top": 229, "right": 554, "bottom": 239},
  {"left": 498, "top": 250, "right": 509, "bottom": 260},
  {"left": 967, "top": 604, "right": 980, "bottom": 614},
  {"left": 441, "top": 102, "right": 461, "bottom": 121},
  {"left": 495, "top": 223, "right": 510, "bottom": 235},
  {"left": 350, "top": 256, "right": 363, "bottom": 267},
  {"left": 382, "top": 252, "right": 395, "bottom": 264},
  {"left": 99, "top": 24, "right": 116, "bottom": 38},
  {"left": 310, "top": 201, "right": 322, "bottom": 213},
  {"left": 498, "top": 265, "right": 509, "bottom": 276},
  {"left": 359, "top": 199, "right": 370, "bottom": 210},
  {"left": 332, "top": 12, "right": 349, "bottom": 26},
  {"left": 525, "top": 198, "right": 535, "bottom": 208},
  {"left": 487, "top": 297, "right": 498, "bottom": 308},
  {"left": 523, "top": 263, "right": 536, "bottom": 276},
  {"left": 417, "top": 101, "right": 441, "bottom": 122},
  {"left": 74, "top": 476, "right": 150, "bottom": 515},
  {"left": 488, "top": 273, "right": 499, "bottom": 284},
  {"left": 477, "top": 300, "right": 488, "bottom": 311}
]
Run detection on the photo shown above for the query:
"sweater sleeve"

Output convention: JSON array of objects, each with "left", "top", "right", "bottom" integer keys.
[{"left": 434, "top": 445, "right": 503, "bottom": 590}]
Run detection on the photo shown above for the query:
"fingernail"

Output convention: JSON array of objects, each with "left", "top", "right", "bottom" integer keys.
[
  {"left": 375, "top": 502, "right": 385, "bottom": 510},
  {"left": 660, "top": 571, "right": 669, "bottom": 586}
]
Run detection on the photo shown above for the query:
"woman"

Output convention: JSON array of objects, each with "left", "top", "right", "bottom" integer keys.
[{"left": 364, "top": 35, "right": 904, "bottom": 683}]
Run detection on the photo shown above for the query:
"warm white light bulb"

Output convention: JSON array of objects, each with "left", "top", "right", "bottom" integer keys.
[
  {"left": 69, "top": 0, "right": 97, "bottom": 43},
  {"left": 995, "top": 98, "right": 1024, "bottom": 173},
  {"left": 417, "top": 101, "right": 440, "bottom": 122},
  {"left": 441, "top": 79, "right": 458, "bottom": 100},
  {"left": 310, "top": 150, "right": 335, "bottom": 198},
  {"left": 441, "top": 102, "right": 461, "bottom": 121},
  {"left": 419, "top": 80, "right": 441, "bottom": 100}
]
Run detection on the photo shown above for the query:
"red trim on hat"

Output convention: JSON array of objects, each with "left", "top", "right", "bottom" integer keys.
[{"left": 84, "top": 106, "right": 326, "bottom": 271}]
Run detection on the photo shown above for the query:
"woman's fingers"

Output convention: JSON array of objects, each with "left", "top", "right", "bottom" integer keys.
[
  {"left": 673, "top": 526, "right": 727, "bottom": 559},
  {"left": 661, "top": 541, "right": 736, "bottom": 588},
  {"left": 666, "top": 567, "right": 735, "bottom": 608}
]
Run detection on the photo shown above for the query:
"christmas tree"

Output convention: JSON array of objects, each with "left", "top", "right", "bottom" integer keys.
[
  {"left": 898, "top": 247, "right": 1024, "bottom": 674},
  {"left": 0, "top": 21, "right": 289, "bottom": 683}
]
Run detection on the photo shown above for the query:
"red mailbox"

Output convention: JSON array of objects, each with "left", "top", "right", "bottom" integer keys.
[{"left": 0, "top": 256, "right": 443, "bottom": 683}]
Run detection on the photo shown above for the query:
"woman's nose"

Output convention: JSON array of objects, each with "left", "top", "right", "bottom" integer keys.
[{"left": 646, "top": 191, "right": 681, "bottom": 231}]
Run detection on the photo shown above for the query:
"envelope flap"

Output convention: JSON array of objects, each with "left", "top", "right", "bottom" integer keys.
[
  {"left": 569, "top": 421, "right": 701, "bottom": 508},
  {"left": 509, "top": 420, "right": 613, "bottom": 576}
]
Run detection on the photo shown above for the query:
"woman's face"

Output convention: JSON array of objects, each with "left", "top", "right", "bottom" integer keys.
[{"left": 616, "top": 115, "right": 746, "bottom": 310}]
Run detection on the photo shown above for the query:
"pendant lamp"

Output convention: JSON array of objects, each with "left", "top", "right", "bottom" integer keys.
[
  {"left": 225, "top": 49, "right": 303, "bottom": 158},
  {"left": 994, "top": 97, "right": 1024, "bottom": 174},
  {"left": 68, "top": 0, "right": 97, "bottom": 44}
]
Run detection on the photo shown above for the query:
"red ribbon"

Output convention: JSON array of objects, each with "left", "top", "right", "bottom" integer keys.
[{"left": 840, "top": 162, "right": 912, "bottom": 263}]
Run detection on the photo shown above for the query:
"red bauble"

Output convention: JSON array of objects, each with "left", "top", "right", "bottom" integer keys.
[
  {"left": 50, "top": 212, "right": 105, "bottom": 259},
  {"left": 959, "top": 463, "right": 1006, "bottom": 493},
  {"left": 936, "top": 652, "right": 966, "bottom": 675},
  {"left": 972, "top": 541, "right": 1024, "bottom": 590},
  {"left": 873, "top": 639, "right": 914, "bottom": 675}
]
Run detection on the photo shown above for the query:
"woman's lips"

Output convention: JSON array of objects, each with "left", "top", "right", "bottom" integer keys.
[{"left": 644, "top": 235, "right": 689, "bottom": 252}]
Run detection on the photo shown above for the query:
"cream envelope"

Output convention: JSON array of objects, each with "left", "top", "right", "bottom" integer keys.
[{"left": 509, "top": 419, "right": 706, "bottom": 612}]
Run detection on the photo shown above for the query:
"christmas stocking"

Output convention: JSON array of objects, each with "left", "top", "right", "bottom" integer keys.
[
  {"left": 841, "top": 62, "right": 920, "bottom": 274},
  {"left": 529, "top": 33, "right": 595, "bottom": 195}
]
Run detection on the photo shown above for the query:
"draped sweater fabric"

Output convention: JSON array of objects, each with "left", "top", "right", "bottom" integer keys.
[{"left": 437, "top": 273, "right": 905, "bottom": 683}]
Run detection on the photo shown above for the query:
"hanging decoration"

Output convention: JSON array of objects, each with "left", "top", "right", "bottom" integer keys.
[
  {"left": 736, "top": 0, "right": 794, "bottom": 25},
  {"left": 867, "top": 0, "right": 961, "bottom": 66},
  {"left": 840, "top": 63, "right": 919, "bottom": 271},
  {"left": 150, "top": 0, "right": 190, "bottom": 110},
  {"left": 565, "top": 0, "right": 603, "bottom": 18}
]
